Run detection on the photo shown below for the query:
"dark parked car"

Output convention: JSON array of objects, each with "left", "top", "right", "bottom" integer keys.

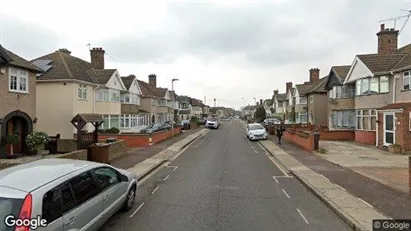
[{"left": 141, "top": 123, "right": 166, "bottom": 133}]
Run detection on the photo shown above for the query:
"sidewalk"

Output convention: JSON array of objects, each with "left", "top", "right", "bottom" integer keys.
[
  {"left": 266, "top": 136, "right": 411, "bottom": 220},
  {"left": 111, "top": 128, "right": 200, "bottom": 169}
]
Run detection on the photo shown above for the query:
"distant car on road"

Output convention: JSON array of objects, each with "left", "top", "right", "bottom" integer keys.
[
  {"left": 246, "top": 123, "right": 268, "bottom": 141},
  {"left": 262, "top": 118, "right": 281, "bottom": 126},
  {"left": 206, "top": 117, "right": 220, "bottom": 129},
  {"left": 0, "top": 159, "right": 137, "bottom": 231}
]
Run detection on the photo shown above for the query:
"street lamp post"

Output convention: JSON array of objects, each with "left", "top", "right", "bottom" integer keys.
[{"left": 171, "top": 78, "right": 179, "bottom": 138}]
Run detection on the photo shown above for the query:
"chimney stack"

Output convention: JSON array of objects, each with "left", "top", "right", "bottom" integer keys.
[
  {"left": 286, "top": 82, "right": 293, "bottom": 94},
  {"left": 58, "top": 48, "right": 71, "bottom": 55},
  {"left": 309, "top": 68, "right": 320, "bottom": 83},
  {"left": 90, "top": 47, "right": 105, "bottom": 69},
  {"left": 260, "top": 99, "right": 263, "bottom": 105},
  {"left": 274, "top": 90, "right": 279, "bottom": 96},
  {"left": 148, "top": 74, "right": 157, "bottom": 88},
  {"left": 377, "top": 23, "right": 398, "bottom": 55}
]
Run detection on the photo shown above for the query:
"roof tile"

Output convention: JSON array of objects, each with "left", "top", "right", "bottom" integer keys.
[{"left": 0, "top": 45, "right": 43, "bottom": 72}]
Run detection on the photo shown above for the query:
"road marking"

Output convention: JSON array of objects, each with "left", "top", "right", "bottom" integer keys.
[
  {"left": 282, "top": 189, "right": 290, "bottom": 199},
  {"left": 151, "top": 186, "right": 159, "bottom": 194},
  {"left": 166, "top": 165, "right": 178, "bottom": 171},
  {"left": 336, "top": 184, "right": 346, "bottom": 191},
  {"left": 267, "top": 156, "right": 290, "bottom": 177},
  {"left": 130, "top": 202, "right": 145, "bottom": 218},
  {"left": 272, "top": 176, "right": 279, "bottom": 183},
  {"left": 296, "top": 208, "right": 309, "bottom": 224},
  {"left": 163, "top": 175, "right": 170, "bottom": 181},
  {"left": 358, "top": 198, "right": 373, "bottom": 208},
  {"left": 254, "top": 150, "right": 258, "bottom": 153}
]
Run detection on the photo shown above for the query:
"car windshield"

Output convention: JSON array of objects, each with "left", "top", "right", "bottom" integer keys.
[
  {"left": 0, "top": 197, "right": 23, "bottom": 231},
  {"left": 249, "top": 124, "right": 264, "bottom": 130},
  {"left": 208, "top": 117, "right": 218, "bottom": 122}
]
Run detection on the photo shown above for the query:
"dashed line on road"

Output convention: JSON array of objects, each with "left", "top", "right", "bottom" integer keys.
[
  {"left": 358, "top": 198, "right": 373, "bottom": 208},
  {"left": 151, "top": 186, "right": 159, "bottom": 194},
  {"left": 130, "top": 202, "right": 145, "bottom": 218},
  {"left": 163, "top": 175, "right": 170, "bottom": 181},
  {"left": 282, "top": 189, "right": 291, "bottom": 199},
  {"left": 166, "top": 165, "right": 178, "bottom": 171},
  {"left": 296, "top": 208, "right": 309, "bottom": 224},
  {"left": 272, "top": 176, "right": 279, "bottom": 183}
]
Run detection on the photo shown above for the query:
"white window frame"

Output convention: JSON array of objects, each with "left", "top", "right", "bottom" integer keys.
[
  {"left": 9, "top": 68, "right": 29, "bottom": 93},
  {"left": 96, "top": 88, "right": 110, "bottom": 101},
  {"left": 299, "top": 113, "right": 308, "bottom": 123},
  {"left": 110, "top": 89, "right": 120, "bottom": 102},
  {"left": 409, "top": 112, "right": 411, "bottom": 131},
  {"left": 78, "top": 84, "right": 87, "bottom": 100},
  {"left": 120, "top": 93, "right": 131, "bottom": 103},
  {"left": 355, "top": 109, "right": 376, "bottom": 131},
  {"left": 328, "top": 89, "right": 333, "bottom": 99},
  {"left": 404, "top": 71, "right": 411, "bottom": 90},
  {"left": 332, "top": 110, "right": 355, "bottom": 129},
  {"left": 309, "top": 95, "right": 314, "bottom": 104},
  {"left": 299, "top": 97, "right": 307, "bottom": 104}
]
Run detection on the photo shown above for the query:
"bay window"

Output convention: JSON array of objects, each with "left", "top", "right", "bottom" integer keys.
[
  {"left": 121, "top": 93, "right": 130, "bottom": 103},
  {"left": 328, "top": 89, "right": 333, "bottom": 99},
  {"left": 110, "top": 89, "right": 120, "bottom": 102},
  {"left": 110, "top": 115, "right": 120, "bottom": 128},
  {"left": 131, "top": 94, "right": 140, "bottom": 105},
  {"left": 9, "top": 68, "right": 28, "bottom": 93},
  {"left": 299, "top": 113, "right": 307, "bottom": 123},
  {"left": 300, "top": 97, "right": 307, "bottom": 104},
  {"left": 331, "top": 110, "right": 355, "bottom": 129},
  {"left": 404, "top": 71, "right": 410, "bottom": 90},
  {"left": 96, "top": 88, "right": 110, "bottom": 101},
  {"left": 334, "top": 86, "right": 342, "bottom": 98},
  {"left": 356, "top": 109, "right": 377, "bottom": 131},
  {"left": 356, "top": 76, "right": 390, "bottom": 95}
]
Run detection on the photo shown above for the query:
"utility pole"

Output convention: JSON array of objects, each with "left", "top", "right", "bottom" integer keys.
[{"left": 214, "top": 98, "right": 216, "bottom": 108}]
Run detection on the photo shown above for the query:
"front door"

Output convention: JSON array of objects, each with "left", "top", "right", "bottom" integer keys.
[
  {"left": 6, "top": 117, "right": 24, "bottom": 154},
  {"left": 383, "top": 112, "right": 395, "bottom": 146}
]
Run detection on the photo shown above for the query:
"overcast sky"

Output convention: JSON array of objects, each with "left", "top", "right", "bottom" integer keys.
[{"left": 1, "top": 0, "right": 410, "bottom": 109}]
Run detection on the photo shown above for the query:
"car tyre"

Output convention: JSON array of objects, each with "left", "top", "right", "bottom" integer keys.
[{"left": 122, "top": 185, "right": 136, "bottom": 211}]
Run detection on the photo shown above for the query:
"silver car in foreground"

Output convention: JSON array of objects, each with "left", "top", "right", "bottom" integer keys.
[
  {"left": 0, "top": 158, "right": 137, "bottom": 231},
  {"left": 246, "top": 123, "right": 268, "bottom": 141}
]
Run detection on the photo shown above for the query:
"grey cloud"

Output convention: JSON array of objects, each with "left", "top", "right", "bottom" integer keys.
[
  {"left": 97, "top": 1, "right": 410, "bottom": 66},
  {"left": 0, "top": 13, "right": 60, "bottom": 59}
]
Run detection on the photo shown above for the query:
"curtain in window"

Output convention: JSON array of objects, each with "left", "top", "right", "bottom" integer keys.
[
  {"left": 361, "top": 79, "right": 369, "bottom": 95},
  {"left": 356, "top": 80, "right": 361, "bottom": 95},
  {"left": 110, "top": 115, "right": 120, "bottom": 128},
  {"left": 380, "top": 76, "right": 389, "bottom": 93},
  {"left": 370, "top": 78, "right": 379, "bottom": 93}
]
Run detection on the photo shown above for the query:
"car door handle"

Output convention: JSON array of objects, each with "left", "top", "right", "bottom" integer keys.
[
  {"left": 103, "top": 195, "right": 109, "bottom": 201},
  {"left": 64, "top": 216, "right": 76, "bottom": 225}
]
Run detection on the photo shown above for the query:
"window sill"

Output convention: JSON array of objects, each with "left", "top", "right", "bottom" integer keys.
[
  {"left": 9, "top": 90, "right": 29, "bottom": 94},
  {"left": 400, "top": 89, "right": 411, "bottom": 92},
  {"left": 78, "top": 98, "right": 88, "bottom": 101},
  {"left": 355, "top": 92, "right": 390, "bottom": 97}
]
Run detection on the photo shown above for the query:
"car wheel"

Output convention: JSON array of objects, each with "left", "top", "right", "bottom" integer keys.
[{"left": 122, "top": 186, "right": 136, "bottom": 211}]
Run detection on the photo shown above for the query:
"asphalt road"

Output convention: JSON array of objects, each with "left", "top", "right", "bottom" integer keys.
[{"left": 100, "top": 119, "right": 351, "bottom": 231}]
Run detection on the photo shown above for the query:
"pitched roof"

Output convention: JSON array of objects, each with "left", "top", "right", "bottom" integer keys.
[
  {"left": 264, "top": 99, "right": 272, "bottom": 105},
  {"left": 307, "top": 76, "right": 328, "bottom": 94},
  {"left": 357, "top": 53, "right": 406, "bottom": 75},
  {"left": 390, "top": 53, "right": 411, "bottom": 72},
  {"left": 295, "top": 83, "right": 315, "bottom": 96},
  {"left": 153, "top": 88, "right": 167, "bottom": 98},
  {"left": 396, "top": 43, "right": 411, "bottom": 54},
  {"left": 0, "top": 45, "right": 43, "bottom": 72},
  {"left": 137, "top": 80, "right": 155, "bottom": 97},
  {"left": 121, "top": 75, "right": 135, "bottom": 90},
  {"left": 191, "top": 98, "right": 204, "bottom": 107},
  {"left": 276, "top": 93, "right": 287, "bottom": 101},
  {"left": 332, "top": 65, "right": 351, "bottom": 81},
  {"left": 379, "top": 102, "right": 411, "bottom": 110},
  {"left": 31, "top": 49, "right": 116, "bottom": 84}
]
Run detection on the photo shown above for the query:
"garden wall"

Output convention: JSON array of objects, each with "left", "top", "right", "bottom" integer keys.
[{"left": 283, "top": 130, "right": 315, "bottom": 151}]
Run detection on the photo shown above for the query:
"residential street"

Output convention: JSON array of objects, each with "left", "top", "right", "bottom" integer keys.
[{"left": 100, "top": 119, "right": 350, "bottom": 231}]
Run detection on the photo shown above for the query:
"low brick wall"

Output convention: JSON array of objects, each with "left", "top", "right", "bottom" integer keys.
[
  {"left": 320, "top": 130, "right": 355, "bottom": 141},
  {"left": 46, "top": 149, "right": 88, "bottom": 160},
  {"left": 284, "top": 130, "right": 315, "bottom": 151},
  {"left": 57, "top": 139, "right": 77, "bottom": 153},
  {"left": 355, "top": 130, "right": 376, "bottom": 145},
  {"left": 108, "top": 140, "right": 127, "bottom": 161},
  {"left": 100, "top": 126, "right": 182, "bottom": 148}
]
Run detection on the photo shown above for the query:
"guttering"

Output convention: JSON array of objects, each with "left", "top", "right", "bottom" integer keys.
[{"left": 36, "top": 79, "right": 99, "bottom": 87}]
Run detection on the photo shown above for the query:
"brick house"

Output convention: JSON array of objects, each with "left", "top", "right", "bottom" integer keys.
[
  {"left": 32, "top": 48, "right": 129, "bottom": 138},
  {"left": 306, "top": 74, "right": 328, "bottom": 126},
  {"left": 0, "top": 45, "right": 43, "bottom": 157},
  {"left": 177, "top": 95, "right": 191, "bottom": 121},
  {"left": 343, "top": 24, "right": 411, "bottom": 148},
  {"left": 324, "top": 65, "right": 356, "bottom": 131}
]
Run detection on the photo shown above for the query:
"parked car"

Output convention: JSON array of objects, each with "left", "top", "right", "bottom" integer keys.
[
  {"left": 262, "top": 118, "right": 281, "bottom": 126},
  {"left": 143, "top": 123, "right": 166, "bottom": 133},
  {"left": 246, "top": 123, "right": 268, "bottom": 141},
  {"left": 0, "top": 159, "right": 137, "bottom": 231},
  {"left": 205, "top": 117, "right": 220, "bottom": 129},
  {"left": 198, "top": 118, "right": 207, "bottom": 125},
  {"left": 180, "top": 120, "right": 191, "bottom": 130}
]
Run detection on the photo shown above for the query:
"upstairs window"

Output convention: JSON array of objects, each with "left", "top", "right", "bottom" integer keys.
[
  {"left": 78, "top": 84, "right": 87, "bottom": 100},
  {"left": 9, "top": 68, "right": 28, "bottom": 93},
  {"left": 356, "top": 76, "right": 390, "bottom": 96},
  {"left": 404, "top": 71, "right": 411, "bottom": 90}
]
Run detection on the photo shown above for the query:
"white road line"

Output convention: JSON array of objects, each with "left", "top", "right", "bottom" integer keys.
[
  {"left": 267, "top": 156, "right": 290, "bottom": 177},
  {"left": 272, "top": 176, "right": 279, "bottom": 183},
  {"left": 166, "top": 165, "right": 178, "bottom": 171},
  {"left": 254, "top": 150, "right": 258, "bottom": 153},
  {"left": 336, "top": 184, "right": 346, "bottom": 191},
  {"left": 163, "top": 175, "right": 170, "bottom": 181},
  {"left": 151, "top": 186, "right": 159, "bottom": 194},
  {"left": 130, "top": 202, "right": 145, "bottom": 218},
  {"left": 296, "top": 208, "right": 309, "bottom": 224},
  {"left": 282, "top": 189, "right": 290, "bottom": 199},
  {"left": 358, "top": 198, "right": 373, "bottom": 208}
]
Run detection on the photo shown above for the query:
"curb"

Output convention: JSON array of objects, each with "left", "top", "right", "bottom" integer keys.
[
  {"left": 289, "top": 170, "right": 367, "bottom": 231},
  {"left": 135, "top": 129, "right": 207, "bottom": 181},
  {"left": 259, "top": 140, "right": 369, "bottom": 231}
]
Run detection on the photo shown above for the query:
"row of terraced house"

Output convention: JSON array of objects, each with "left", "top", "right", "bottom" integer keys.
[
  {"left": 268, "top": 24, "right": 411, "bottom": 151},
  {"left": 0, "top": 45, "right": 210, "bottom": 157}
]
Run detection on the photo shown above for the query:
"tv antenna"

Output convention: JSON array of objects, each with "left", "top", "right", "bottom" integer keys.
[
  {"left": 379, "top": 9, "right": 411, "bottom": 34},
  {"left": 86, "top": 43, "right": 117, "bottom": 61}
]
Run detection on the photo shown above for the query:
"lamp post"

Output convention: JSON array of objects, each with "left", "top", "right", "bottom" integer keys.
[{"left": 171, "top": 78, "right": 179, "bottom": 138}]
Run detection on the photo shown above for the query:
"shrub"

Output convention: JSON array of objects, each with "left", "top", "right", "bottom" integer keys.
[{"left": 26, "top": 131, "right": 49, "bottom": 149}]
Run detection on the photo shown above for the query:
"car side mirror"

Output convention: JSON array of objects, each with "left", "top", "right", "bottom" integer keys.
[{"left": 120, "top": 174, "right": 129, "bottom": 182}]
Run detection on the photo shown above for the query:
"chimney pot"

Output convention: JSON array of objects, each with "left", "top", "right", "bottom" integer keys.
[
  {"left": 380, "top": 24, "right": 385, "bottom": 31},
  {"left": 90, "top": 47, "right": 105, "bottom": 69},
  {"left": 377, "top": 24, "right": 398, "bottom": 54},
  {"left": 309, "top": 68, "right": 320, "bottom": 83}
]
